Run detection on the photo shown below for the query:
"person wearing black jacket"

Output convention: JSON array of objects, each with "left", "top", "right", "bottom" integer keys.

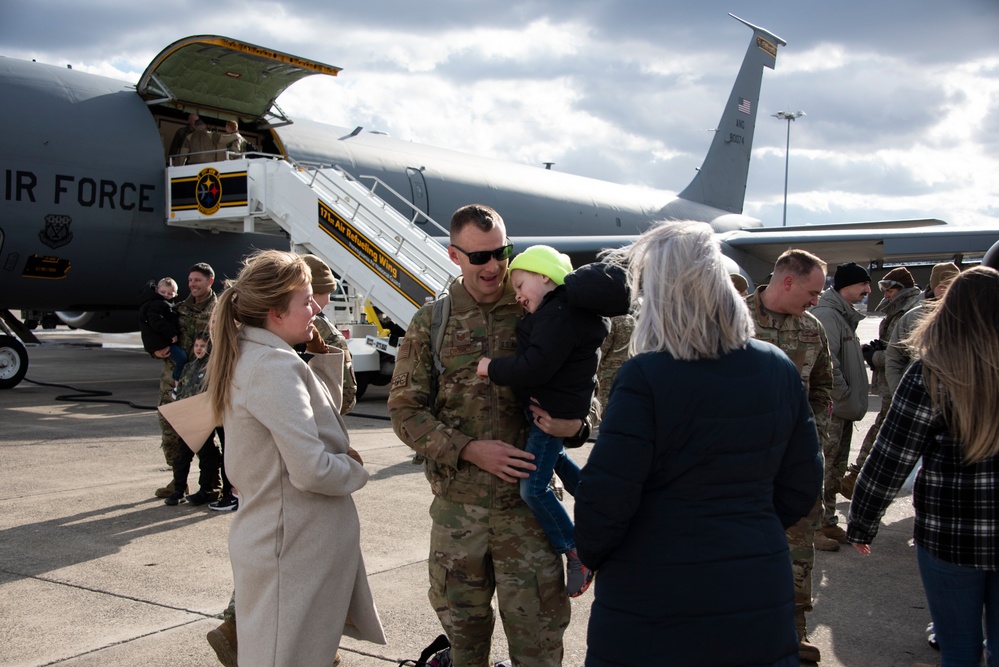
[
  {"left": 138, "top": 278, "right": 188, "bottom": 384},
  {"left": 477, "top": 245, "right": 629, "bottom": 598},
  {"left": 574, "top": 222, "right": 821, "bottom": 667}
]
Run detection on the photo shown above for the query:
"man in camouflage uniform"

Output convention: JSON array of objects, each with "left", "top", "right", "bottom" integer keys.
[
  {"left": 745, "top": 248, "right": 834, "bottom": 663},
  {"left": 594, "top": 313, "right": 634, "bottom": 426},
  {"left": 154, "top": 262, "right": 218, "bottom": 498},
  {"left": 389, "top": 204, "right": 579, "bottom": 667}
]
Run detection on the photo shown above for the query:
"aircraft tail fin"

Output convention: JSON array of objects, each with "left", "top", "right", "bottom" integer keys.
[{"left": 677, "top": 15, "right": 785, "bottom": 214}]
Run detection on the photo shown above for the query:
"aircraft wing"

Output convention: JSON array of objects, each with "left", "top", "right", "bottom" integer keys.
[{"left": 720, "top": 225, "right": 999, "bottom": 268}]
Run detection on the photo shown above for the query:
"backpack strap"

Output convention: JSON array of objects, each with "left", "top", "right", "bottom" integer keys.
[
  {"left": 427, "top": 293, "right": 450, "bottom": 415},
  {"left": 397, "top": 633, "right": 451, "bottom": 667}
]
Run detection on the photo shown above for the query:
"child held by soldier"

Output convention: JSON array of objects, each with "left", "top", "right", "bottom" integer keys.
[
  {"left": 138, "top": 277, "right": 188, "bottom": 388},
  {"left": 476, "top": 245, "right": 628, "bottom": 597}
]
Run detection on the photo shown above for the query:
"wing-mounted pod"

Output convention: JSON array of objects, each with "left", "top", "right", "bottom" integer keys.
[{"left": 677, "top": 14, "right": 785, "bottom": 216}]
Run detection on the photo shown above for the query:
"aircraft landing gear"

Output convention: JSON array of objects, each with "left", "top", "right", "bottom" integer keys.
[{"left": 0, "top": 335, "right": 28, "bottom": 389}]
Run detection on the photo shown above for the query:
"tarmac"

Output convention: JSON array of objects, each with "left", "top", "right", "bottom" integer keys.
[{"left": 0, "top": 317, "right": 943, "bottom": 667}]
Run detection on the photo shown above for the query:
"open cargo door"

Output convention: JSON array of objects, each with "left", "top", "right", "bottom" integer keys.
[{"left": 137, "top": 35, "right": 340, "bottom": 126}]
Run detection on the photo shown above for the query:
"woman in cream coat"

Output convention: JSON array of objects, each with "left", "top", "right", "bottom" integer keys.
[{"left": 208, "top": 250, "right": 385, "bottom": 667}]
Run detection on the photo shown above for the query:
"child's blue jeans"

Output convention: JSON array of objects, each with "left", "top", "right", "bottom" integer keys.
[
  {"left": 169, "top": 344, "right": 188, "bottom": 382},
  {"left": 520, "top": 422, "right": 581, "bottom": 554}
]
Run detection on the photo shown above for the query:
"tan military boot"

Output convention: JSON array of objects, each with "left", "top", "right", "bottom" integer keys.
[
  {"left": 796, "top": 610, "right": 821, "bottom": 663},
  {"left": 821, "top": 524, "right": 850, "bottom": 544},
  {"left": 207, "top": 618, "right": 237, "bottom": 667},
  {"left": 813, "top": 532, "right": 841, "bottom": 552},
  {"left": 839, "top": 470, "right": 858, "bottom": 500},
  {"left": 154, "top": 481, "right": 188, "bottom": 498}
]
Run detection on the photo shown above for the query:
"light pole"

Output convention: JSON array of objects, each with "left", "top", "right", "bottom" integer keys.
[{"left": 773, "top": 110, "right": 805, "bottom": 227}]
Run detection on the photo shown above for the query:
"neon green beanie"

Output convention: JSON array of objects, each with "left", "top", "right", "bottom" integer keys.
[{"left": 509, "top": 245, "right": 573, "bottom": 285}]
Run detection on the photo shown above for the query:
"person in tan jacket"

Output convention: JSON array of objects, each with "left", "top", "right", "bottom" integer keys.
[{"left": 206, "top": 250, "right": 385, "bottom": 667}]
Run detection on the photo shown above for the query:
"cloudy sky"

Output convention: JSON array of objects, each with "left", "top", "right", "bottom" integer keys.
[{"left": 2, "top": 1, "right": 998, "bottom": 228}]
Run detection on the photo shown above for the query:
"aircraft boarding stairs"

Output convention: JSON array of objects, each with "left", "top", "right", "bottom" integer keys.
[{"left": 166, "top": 155, "right": 459, "bottom": 385}]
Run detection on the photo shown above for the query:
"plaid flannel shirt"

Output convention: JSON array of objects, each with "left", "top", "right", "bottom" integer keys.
[{"left": 847, "top": 359, "right": 999, "bottom": 570}]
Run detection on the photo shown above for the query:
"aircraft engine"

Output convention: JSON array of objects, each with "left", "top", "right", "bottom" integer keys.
[
  {"left": 55, "top": 310, "right": 142, "bottom": 333},
  {"left": 983, "top": 239, "right": 999, "bottom": 270}
]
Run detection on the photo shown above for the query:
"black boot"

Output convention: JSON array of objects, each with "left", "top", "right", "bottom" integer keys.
[{"left": 164, "top": 490, "right": 185, "bottom": 506}]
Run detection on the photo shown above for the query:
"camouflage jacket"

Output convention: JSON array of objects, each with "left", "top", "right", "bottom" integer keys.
[
  {"left": 870, "top": 287, "right": 922, "bottom": 395},
  {"left": 595, "top": 313, "right": 635, "bottom": 425},
  {"left": 314, "top": 312, "right": 357, "bottom": 415},
  {"left": 388, "top": 278, "right": 528, "bottom": 509},
  {"left": 175, "top": 354, "right": 208, "bottom": 401},
  {"left": 747, "top": 287, "right": 834, "bottom": 440},
  {"left": 176, "top": 291, "right": 217, "bottom": 357}
]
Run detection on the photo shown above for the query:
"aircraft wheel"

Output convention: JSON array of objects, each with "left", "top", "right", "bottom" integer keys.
[{"left": 0, "top": 335, "right": 28, "bottom": 389}]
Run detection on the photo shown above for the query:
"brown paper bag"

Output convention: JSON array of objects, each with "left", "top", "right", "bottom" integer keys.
[{"left": 157, "top": 393, "right": 218, "bottom": 453}]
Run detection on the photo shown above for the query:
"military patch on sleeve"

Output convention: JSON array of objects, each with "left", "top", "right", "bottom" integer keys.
[
  {"left": 399, "top": 339, "right": 412, "bottom": 359},
  {"left": 391, "top": 372, "right": 409, "bottom": 390}
]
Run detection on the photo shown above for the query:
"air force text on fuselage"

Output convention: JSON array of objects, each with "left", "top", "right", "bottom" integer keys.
[{"left": 3, "top": 168, "right": 156, "bottom": 212}]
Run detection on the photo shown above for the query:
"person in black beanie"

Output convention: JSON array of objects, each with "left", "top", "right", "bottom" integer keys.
[{"left": 811, "top": 262, "right": 871, "bottom": 545}]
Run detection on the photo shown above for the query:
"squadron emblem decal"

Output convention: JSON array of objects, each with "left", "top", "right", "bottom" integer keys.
[
  {"left": 195, "top": 168, "right": 223, "bottom": 216},
  {"left": 39, "top": 214, "right": 74, "bottom": 249}
]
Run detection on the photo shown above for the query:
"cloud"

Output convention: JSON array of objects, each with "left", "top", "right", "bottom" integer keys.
[{"left": 1, "top": 0, "right": 997, "bottom": 227}]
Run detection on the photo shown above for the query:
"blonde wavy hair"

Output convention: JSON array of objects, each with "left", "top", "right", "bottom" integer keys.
[
  {"left": 603, "top": 221, "right": 753, "bottom": 360},
  {"left": 911, "top": 266, "right": 999, "bottom": 463},
  {"left": 206, "top": 250, "right": 311, "bottom": 423}
]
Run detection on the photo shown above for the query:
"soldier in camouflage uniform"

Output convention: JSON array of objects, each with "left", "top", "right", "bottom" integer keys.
[
  {"left": 594, "top": 313, "right": 634, "bottom": 426},
  {"left": 389, "top": 205, "right": 580, "bottom": 667},
  {"left": 155, "top": 262, "right": 218, "bottom": 498},
  {"left": 745, "top": 249, "right": 834, "bottom": 664},
  {"left": 301, "top": 254, "right": 357, "bottom": 414}
]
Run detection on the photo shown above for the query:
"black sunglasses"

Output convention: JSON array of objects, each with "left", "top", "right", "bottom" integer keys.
[{"left": 451, "top": 243, "right": 514, "bottom": 265}]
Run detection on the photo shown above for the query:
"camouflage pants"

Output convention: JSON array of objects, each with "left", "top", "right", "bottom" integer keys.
[
  {"left": 157, "top": 360, "right": 180, "bottom": 468},
  {"left": 823, "top": 416, "right": 854, "bottom": 526},
  {"left": 854, "top": 394, "right": 892, "bottom": 473},
  {"left": 428, "top": 496, "right": 570, "bottom": 667},
  {"left": 223, "top": 591, "right": 236, "bottom": 623},
  {"left": 786, "top": 498, "right": 822, "bottom": 615}
]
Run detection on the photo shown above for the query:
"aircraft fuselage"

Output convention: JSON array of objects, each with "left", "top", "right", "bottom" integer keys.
[{"left": 0, "top": 57, "right": 285, "bottom": 323}]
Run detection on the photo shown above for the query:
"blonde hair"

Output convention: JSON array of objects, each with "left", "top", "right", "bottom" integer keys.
[
  {"left": 206, "top": 250, "right": 310, "bottom": 422},
  {"left": 603, "top": 221, "right": 753, "bottom": 361},
  {"left": 157, "top": 277, "right": 179, "bottom": 292},
  {"left": 912, "top": 266, "right": 999, "bottom": 463}
]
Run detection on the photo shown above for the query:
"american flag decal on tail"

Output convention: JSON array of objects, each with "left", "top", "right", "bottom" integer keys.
[{"left": 737, "top": 97, "right": 751, "bottom": 114}]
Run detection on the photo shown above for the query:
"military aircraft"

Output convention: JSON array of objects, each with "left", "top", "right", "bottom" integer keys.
[{"left": 2, "top": 15, "right": 996, "bottom": 390}]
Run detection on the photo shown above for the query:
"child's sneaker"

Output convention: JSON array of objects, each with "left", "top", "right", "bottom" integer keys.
[
  {"left": 209, "top": 494, "right": 239, "bottom": 512},
  {"left": 164, "top": 490, "right": 185, "bottom": 506},
  {"left": 186, "top": 489, "right": 219, "bottom": 506},
  {"left": 565, "top": 549, "right": 594, "bottom": 597}
]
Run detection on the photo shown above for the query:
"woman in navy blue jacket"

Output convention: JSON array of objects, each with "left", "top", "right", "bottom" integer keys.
[{"left": 574, "top": 222, "right": 823, "bottom": 667}]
